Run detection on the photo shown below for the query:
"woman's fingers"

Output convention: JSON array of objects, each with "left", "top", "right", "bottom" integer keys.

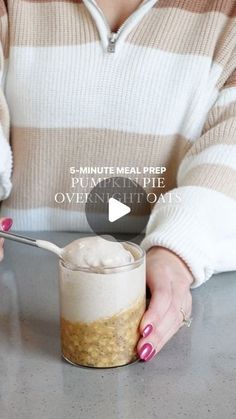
[
  {"left": 0, "top": 217, "right": 13, "bottom": 232},
  {"left": 139, "top": 254, "right": 174, "bottom": 336},
  {"left": 137, "top": 250, "right": 193, "bottom": 362},
  {"left": 151, "top": 316, "right": 183, "bottom": 356},
  {"left": 137, "top": 310, "right": 180, "bottom": 362},
  {"left": 137, "top": 283, "right": 172, "bottom": 361},
  {"left": 0, "top": 217, "right": 13, "bottom": 262},
  {"left": 154, "top": 291, "right": 192, "bottom": 351},
  {"left": 137, "top": 290, "right": 192, "bottom": 361},
  {"left": 137, "top": 274, "right": 173, "bottom": 360},
  {"left": 139, "top": 284, "right": 172, "bottom": 337},
  {"left": 137, "top": 284, "right": 177, "bottom": 359}
]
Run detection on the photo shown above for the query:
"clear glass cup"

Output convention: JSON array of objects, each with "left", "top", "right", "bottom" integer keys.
[{"left": 58, "top": 242, "right": 146, "bottom": 368}]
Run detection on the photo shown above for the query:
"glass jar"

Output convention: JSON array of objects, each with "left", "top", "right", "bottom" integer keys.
[{"left": 58, "top": 242, "right": 146, "bottom": 368}]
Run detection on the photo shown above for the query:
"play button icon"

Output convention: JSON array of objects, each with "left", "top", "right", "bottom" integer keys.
[
  {"left": 85, "top": 176, "right": 151, "bottom": 241},
  {"left": 108, "top": 198, "right": 131, "bottom": 222}
]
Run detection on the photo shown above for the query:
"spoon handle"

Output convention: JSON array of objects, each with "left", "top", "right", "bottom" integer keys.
[{"left": 0, "top": 231, "right": 38, "bottom": 247}]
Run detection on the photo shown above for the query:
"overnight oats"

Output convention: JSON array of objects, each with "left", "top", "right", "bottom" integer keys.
[{"left": 58, "top": 236, "right": 146, "bottom": 368}]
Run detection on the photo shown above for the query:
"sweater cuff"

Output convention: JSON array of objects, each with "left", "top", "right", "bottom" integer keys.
[
  {"left": 0, "top": 131, "right": 13, "bottom": 201},
  {"left": 140, "top": 197, "right": 215, "bottom": 288}
]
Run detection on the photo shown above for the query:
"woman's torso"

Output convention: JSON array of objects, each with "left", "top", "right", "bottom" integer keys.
[{"left": 0, "top": 0, "right": 234, "bottom": 231}]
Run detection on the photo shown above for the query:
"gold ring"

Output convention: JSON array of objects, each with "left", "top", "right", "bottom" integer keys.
[{"left": 180, "top": 307, "right": 192, "bottom": 327}]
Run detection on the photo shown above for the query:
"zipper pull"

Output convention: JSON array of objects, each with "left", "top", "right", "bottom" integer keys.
[{"left": 107, "top": 32, "right": 117, "bottom": 53}]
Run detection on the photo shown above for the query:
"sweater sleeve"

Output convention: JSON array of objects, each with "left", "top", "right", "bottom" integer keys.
[
  {"left": 0, "top": 1, "right": 13, "bottom": 201},
  {"left": 141, "top": 50, "right": 236, "bottom": 289}
]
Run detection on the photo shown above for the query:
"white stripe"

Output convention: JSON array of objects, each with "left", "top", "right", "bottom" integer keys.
[
  {"left": 215, "top": 86, "right": 236, "bottom": 108},
  {"left": 0, "top": 207, "right": 90, "bottom": 232},
  {"left": 5, "top": 44, "right": 222, "bottom": 139},
  {"left": 147, "top": 185, "right": 236, "bottom": 236},
  {"left": 0, "top": 58, "right": 13, "bottom": 200},
  {"left": 1, "top": 58, "right": 9, "bottom": 90},
  {"left": 0, "top": 205, "right": 145, "bottom": 233},
  {"left": 0, "top": 125, "right": 13, "bottom": 200},
  {"left": 141, "top": 185, "right": 236, "bottom": 286},
  {"left": 177, "top": 144, "right": 236, "bottom": 183}
]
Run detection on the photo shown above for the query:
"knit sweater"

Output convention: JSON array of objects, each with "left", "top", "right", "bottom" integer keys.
[{"left": 0, "top": 0, "right": 236, "bottom": 288}]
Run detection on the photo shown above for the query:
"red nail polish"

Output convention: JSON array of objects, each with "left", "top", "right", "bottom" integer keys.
[
  {"left": 143, "top": 348, "right": 156, "bottom": 362},
  {"left": 138, "top": 343, "right": 153, "bottom": 360},
  {"left": 1, "top": 218, "right": 13, "bottom": 231},
  {"left": 142, "top": 323, "right": 153, "bottom": 338}
]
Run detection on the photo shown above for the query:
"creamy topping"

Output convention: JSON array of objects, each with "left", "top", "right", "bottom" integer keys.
[
  {"left": 61, "top": 235, "right": 134, "bottom": 270},
  {"left": 59, "top": 245, "right": 145, "bottom": 323}
]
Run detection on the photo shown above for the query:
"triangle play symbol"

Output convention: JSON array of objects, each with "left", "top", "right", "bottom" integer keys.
[{"left": 108, "top": 197, "right": 131, "bottom": 223}]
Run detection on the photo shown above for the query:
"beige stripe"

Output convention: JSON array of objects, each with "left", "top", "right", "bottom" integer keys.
[
  {"left": 23, "top": 0, "right": 82, "bottom": 3},
  {"left": 127, "top": 9, "right": 236, "bottom": 64},
  {"left": 10, "top": 2, "right": 99, "bottom": 47},
  {"left": 215, "top": 29, "right": 236, "bottom": 88},
  {"left": 180, "top": 163, "right": 236, "bottom": 200},
  {"left": 8, "top": 1, "right": 236, "bottom": 65},
  {"left": 0, "top": 13, "right": 9, "bottom": 60},
  {"left": 0, "top": 1, "right": 7, "bottom": 18},
  {"left": 223, "top": 69, "right": 236, "bottom": 89},
  {"left": 155, "top": 0, "right": 236, "bottom": 17},
  {"left": 21, "top": 0, "right": 236, "bottom": 17},
  {"left": 177, "top": 102, "right": 236, "bottom": 159},
  {"left": 202, "top": 101, "right": 236, "bottom": 134},
  {"left": 3, "top": 127, "right": 190, "bottom": 210}
]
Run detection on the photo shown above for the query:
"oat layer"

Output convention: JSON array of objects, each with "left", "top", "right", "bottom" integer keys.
[{"left": 61, "top": 294, "right": 146, "bottom": 368}]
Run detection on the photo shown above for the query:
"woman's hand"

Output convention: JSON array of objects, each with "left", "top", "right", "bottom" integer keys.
[
  {"left": 0, "top": 217, "right": 13, "bottom": 262},
  {"left": 137, "top": 246, "right": 194, "bottom": 362}
]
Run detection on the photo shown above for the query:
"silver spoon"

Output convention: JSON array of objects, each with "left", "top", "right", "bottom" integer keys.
[{"left": 0, "top": 230, "right": 73, "bottom": 265}]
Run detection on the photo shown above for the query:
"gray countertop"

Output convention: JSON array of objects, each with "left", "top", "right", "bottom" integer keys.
[{"left": 0, "top": 231, "right": 236, "bottom": 419}]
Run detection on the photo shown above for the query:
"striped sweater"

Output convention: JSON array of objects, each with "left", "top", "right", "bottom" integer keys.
[{"left": 0, "top": 0, "right": 236, "bottom": 288}]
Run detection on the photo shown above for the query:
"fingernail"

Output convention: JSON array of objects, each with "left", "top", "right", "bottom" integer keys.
[
  {"left": 138, "top": 343, "right": 154, "bottom": 360},
  {"left": 143, "top": 348, "right": 156, "bottom": 362},
  {"left": 1, "top": 218, "right": 13, "bottom": 231},
  {"left": 142, "top": 323, "right": 153, "bottom": 338}
]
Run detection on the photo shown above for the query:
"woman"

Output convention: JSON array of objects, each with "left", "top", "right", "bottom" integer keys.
[{"left": 0, "top": 0, "right": 236, "bottom": 362}]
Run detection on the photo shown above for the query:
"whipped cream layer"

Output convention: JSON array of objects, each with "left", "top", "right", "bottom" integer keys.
[
  {"left": 61, "top": 236, "right": 134, "bottom": 270},
  {"left": 59, "top": 239, "right": 145, "bottom": 323}
]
